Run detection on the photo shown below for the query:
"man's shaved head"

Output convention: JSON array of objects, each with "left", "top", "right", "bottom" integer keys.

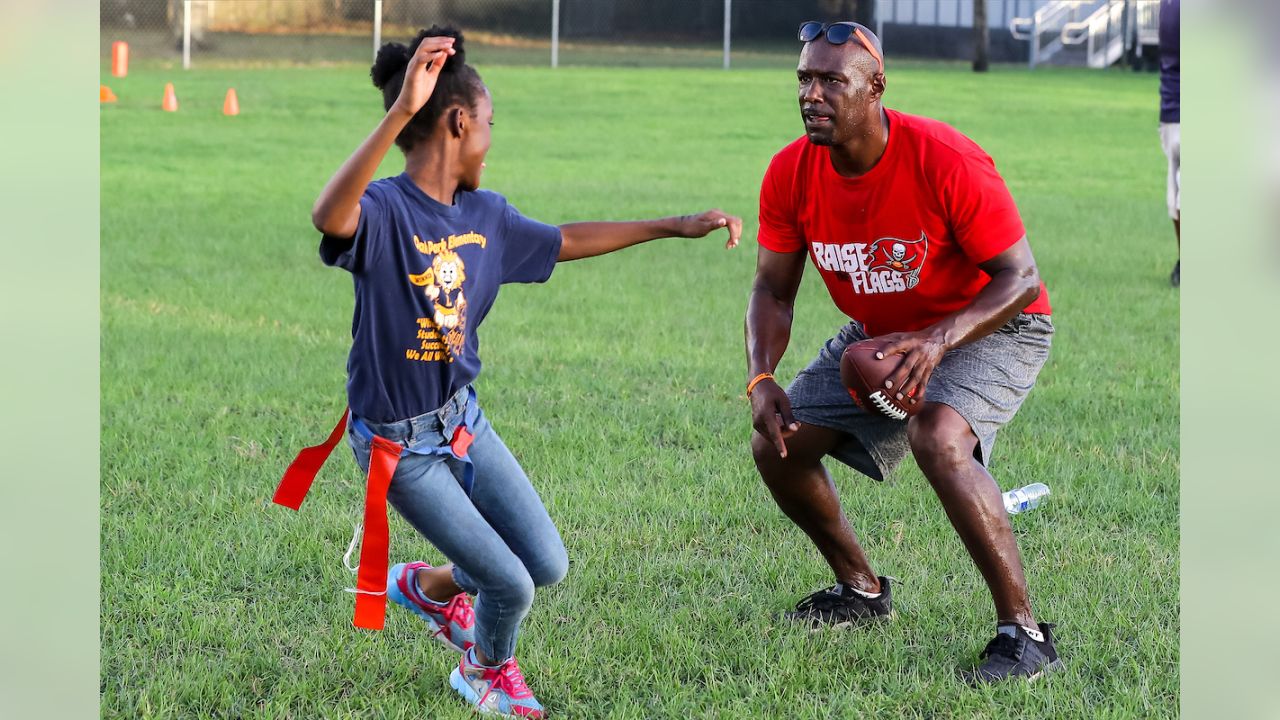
[
  {"left": 799, "top": 32, "right": 882, "bottom": 83},
  {"left": 796, "top": 28, "right": 886, "bottom": 147},
  {"left": 799, "top": 41, "right": 880, "bottom": 85}
]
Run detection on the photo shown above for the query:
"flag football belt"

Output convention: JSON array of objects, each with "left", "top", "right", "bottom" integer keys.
[{"left": 271, "top": 387, "right": 480, "bottom": 630}]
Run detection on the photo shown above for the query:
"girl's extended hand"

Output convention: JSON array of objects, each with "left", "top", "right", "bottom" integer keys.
[{"left": 676, "top": 209, "right": 742, "bottom": 249}]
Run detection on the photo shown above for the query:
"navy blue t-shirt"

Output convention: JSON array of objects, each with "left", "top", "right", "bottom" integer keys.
[
  {"left": 320, "top": 173, "right": 562, "bottom": 423},
  {"left": 1158, "top": 0, "right": 1179, "bottom": 123}
]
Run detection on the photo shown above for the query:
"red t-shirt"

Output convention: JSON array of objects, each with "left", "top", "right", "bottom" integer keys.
[{"left": 757, "top": 108, "right": 1051, "bottom": 337}]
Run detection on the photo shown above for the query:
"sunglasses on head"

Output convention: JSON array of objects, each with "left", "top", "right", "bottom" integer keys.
[{"left": 798, "top": 21, "right": 884, "bottom": 73}]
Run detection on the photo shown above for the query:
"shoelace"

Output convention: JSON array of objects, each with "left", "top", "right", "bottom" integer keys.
[
  {"left": 394, "top": 562, "right": 474, "bottom": 627},
  {"left": 979, "top": 633, "right": 1024, "bottom": 662},
  {"left": 442, "top": 593, "right": 476, "bottom": 628},
  {"left": 794, "top": 585, "right": 853, "bottom": 613},
  {"left": 492, "top": 657, "right": 534, "bottom": 700}
]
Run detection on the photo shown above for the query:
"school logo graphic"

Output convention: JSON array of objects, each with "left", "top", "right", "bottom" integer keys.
[
  {"left": 809, "top": 231, "right": 929, "bottom": 296},
  {"left": 405, "top": 232, "right": 486, "bottom": 363},
  {"left": 411, "top": 248, "right": 467, "bottom": 328},
  {"left": 866, "top": 232, "right": 928, "bottom": 290}
]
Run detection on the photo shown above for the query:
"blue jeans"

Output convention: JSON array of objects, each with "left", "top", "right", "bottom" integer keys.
[{"left": 347, "top": 386, "right": 568, "bottom": 662}]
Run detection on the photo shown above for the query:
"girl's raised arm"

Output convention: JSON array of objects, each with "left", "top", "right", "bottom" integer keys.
[{"left": 311, "top": 36, "right": 456, "bottom": 238}]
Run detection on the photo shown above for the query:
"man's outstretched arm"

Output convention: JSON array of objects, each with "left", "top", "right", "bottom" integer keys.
[{"left": 746, "top": 245, "right": 808, "bottom": 458}]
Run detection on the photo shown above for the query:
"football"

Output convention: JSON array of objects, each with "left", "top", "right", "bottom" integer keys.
[{"left": 839, "top": 339, "right": 922, "bottom": 420}]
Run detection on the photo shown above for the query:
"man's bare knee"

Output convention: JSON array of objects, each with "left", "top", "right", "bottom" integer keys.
[
  {"left": 908, "top": 404, "right": 976, "bottom": 483},
  {"left": 751, "top": 431, "right": 790, "bottom": 483},
  {"left": 752, "top": 425, "right": 838, "bottom": 482}
]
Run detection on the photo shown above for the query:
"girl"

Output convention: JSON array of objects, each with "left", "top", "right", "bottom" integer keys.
[{"left": 303, "top": 26, "right": 740, "bottom": 718}]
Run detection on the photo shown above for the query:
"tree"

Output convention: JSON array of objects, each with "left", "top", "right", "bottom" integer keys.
[
  {"left": 973, "top": 0, "right": 990, "bottom": 72},
  {"left": 819, "top": 0, "right": 863, "bottom": 23}
]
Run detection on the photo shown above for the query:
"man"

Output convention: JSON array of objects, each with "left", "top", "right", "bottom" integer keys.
[
  {"left": 744, "top": 21, "right": 1059, "bottom": 683},
  {"left": 1158, "top": 0, "right": 1180, "bottom": 287}
]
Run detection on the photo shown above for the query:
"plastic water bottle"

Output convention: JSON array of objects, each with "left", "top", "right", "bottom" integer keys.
[{"left": 1002, "top": 483, "right": 1050, "bottom": 515}]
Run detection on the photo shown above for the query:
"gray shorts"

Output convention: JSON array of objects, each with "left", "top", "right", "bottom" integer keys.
[
  {"left": 787, "top": 313, "right": 1054, "bottom": 480},
  {"left": 1159, "top": 122, "right": 1180, "bottom": 220}
]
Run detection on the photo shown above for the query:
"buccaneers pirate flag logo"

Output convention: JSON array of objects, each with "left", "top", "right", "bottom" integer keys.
[{"left": 867, "top": 232, "right": 929, "bottom": 290}]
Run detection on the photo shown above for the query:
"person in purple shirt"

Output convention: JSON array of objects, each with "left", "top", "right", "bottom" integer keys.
[
  {"left": 305, "top": 26, "right": 741, "bottom": 718},
  {"left": 1159, "top": 0, "right": 1180, "bottom": 287}
]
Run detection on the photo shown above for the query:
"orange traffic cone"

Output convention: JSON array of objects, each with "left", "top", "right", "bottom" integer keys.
[
  {"left": 112, "top": 41, "right": 129, "bottom": 78},
  {"left": 100, "top": 85, "right": 118, "bottom": 103},
  {"left": 223, "top": 88, "right": 239, "bottom": 116},
  {"left": 162, "top": 82, "right": 178, "bottom": 112}
]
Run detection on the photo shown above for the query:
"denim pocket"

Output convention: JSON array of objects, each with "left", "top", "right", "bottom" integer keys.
[
  {"left": 346, "top": 424, "right": 372, "bottom": 471},
  {"left": 347, "top": 422, "right": 372, "bottom": 450}
]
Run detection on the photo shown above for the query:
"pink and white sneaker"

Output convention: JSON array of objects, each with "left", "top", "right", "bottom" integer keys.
[
  {"left": 386, "top": 561, "right": 475, "bottom": 653},
  {"left": 449, "top": 647, "right": 545, "bottom": 718}
]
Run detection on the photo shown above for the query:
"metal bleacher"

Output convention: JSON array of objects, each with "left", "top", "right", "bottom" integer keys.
[{"left": 1010, "top": 0, "right": 1161, "bottom": 69}]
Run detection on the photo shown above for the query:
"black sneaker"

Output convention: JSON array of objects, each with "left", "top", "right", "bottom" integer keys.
[
  {"left": 961, "top": 622, "right": 1064, "bottom": 684},
  {"left": 784, "top": 576, "right": 893, "bottom": 629},
  {"left": 1170, "top": 260, "right": 1180, "bottom": 288}
]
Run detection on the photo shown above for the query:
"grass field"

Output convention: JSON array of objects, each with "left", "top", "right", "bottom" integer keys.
[{"left": 101, "top": 59, "right": 1179, "bottom": 718}]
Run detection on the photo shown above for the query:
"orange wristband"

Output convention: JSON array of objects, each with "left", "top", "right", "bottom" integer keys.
[{"left": 746, "top": 372, "right": 775, "bottom": 398}]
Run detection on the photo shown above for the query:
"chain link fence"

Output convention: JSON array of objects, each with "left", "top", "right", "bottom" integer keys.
[
  {"left": 101, "top": 0, "right": 1111, "bottom": 70},
  {"left": 101, "top": 0, "right": 381, "bottom": 66}
]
